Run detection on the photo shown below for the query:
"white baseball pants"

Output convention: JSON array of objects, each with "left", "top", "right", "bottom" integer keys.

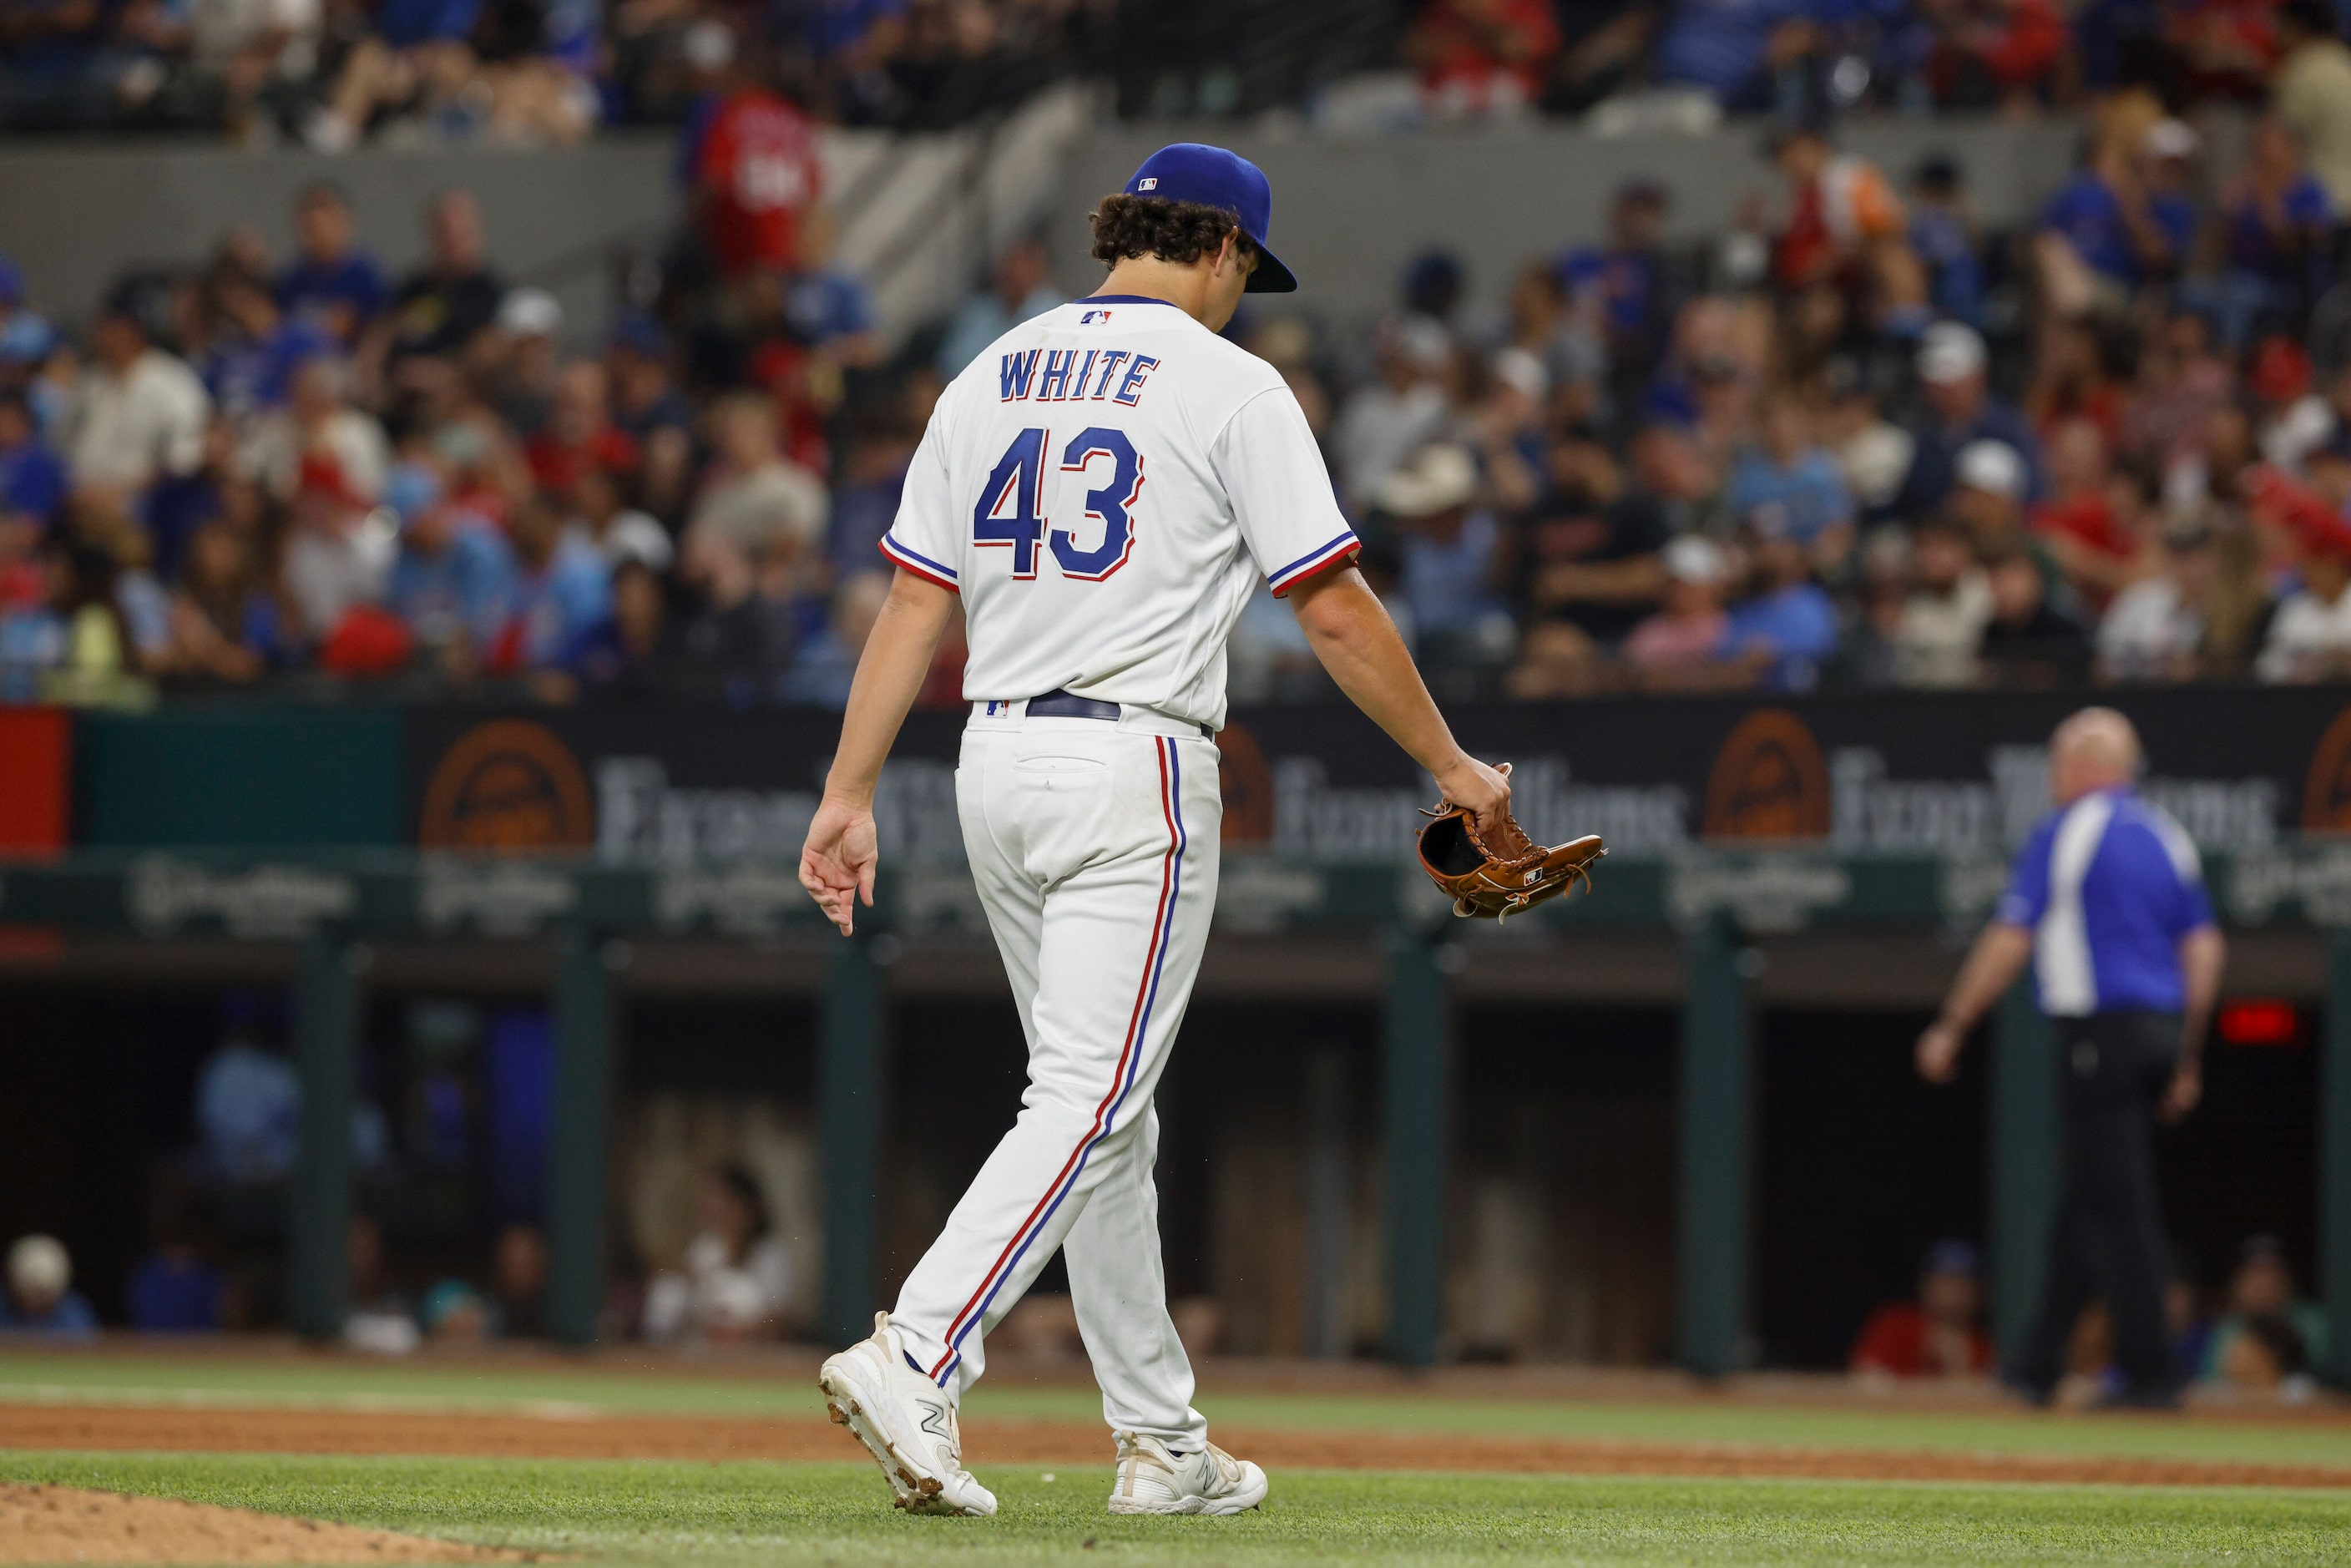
[{"left": 889, "top": 703, "right": 1219, "bottom": 1449}]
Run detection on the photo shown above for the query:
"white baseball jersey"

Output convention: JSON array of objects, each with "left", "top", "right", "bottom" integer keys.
[{"left": 878, "top": 294, "right": 1358, "bottom": 730}]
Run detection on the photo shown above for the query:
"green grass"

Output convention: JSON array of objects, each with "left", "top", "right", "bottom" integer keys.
[
  {"left": 8, "top": 1352, "right": 2351, "bottom": 1469},
  {"left": 4, "top": 1449, "right": 2350, "bottom": 1567}
]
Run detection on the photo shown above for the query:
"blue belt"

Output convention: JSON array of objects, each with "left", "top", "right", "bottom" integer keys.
[{"left": 1026, "top": 688, "right": 1211, "bottom": 738}]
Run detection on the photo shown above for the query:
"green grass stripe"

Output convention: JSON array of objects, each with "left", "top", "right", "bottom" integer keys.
[{"left": 3, "top": 1450, "right": 2348, "bottom": 1566}]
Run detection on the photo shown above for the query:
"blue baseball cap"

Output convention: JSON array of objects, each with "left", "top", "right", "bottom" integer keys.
[{"left": 1122, "top": 143, "right": 1296, "bottom": 294}]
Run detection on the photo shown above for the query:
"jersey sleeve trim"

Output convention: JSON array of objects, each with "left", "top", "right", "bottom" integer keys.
[
  {"left": 1266, "top": 529, "right": 1362, "bottom": 595},
  {"left": 879, "top": 533, "right": 959, "bottom": 593}
]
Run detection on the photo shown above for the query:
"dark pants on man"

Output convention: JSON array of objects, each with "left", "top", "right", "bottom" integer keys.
[{"left": 2010, "top": 1009, "right": 2180, "bottom": 1401}]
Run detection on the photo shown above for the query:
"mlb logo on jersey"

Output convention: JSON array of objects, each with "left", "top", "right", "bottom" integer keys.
[{"left": 1079, "top": 310, "right": 1114, "bottom": 325}]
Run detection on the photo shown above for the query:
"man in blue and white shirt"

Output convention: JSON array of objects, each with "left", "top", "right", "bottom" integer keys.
[{"left": 1917, "top": 708, "right": 2226, "bottom": 1404}]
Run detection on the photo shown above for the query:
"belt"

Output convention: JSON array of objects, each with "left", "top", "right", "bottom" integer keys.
[{"left": 1024, "top": 688, "right": 1212, "bottom": 738}]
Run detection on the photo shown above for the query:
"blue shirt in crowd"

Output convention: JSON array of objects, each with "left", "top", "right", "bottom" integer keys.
[
  {"left": 277, "top": 253, "right": 388, "bottom": 339},
  {"left": 0, "top": 435, "right": 67, "bottom": 529},
  {"left": 2038, "top": 173, "right": 2197, "bottom": 286},
  {"left": 0, "top": 1289, "right": 99, "bottom": 1338},
  {"left": 511, "top": 535, "right": 614, "bottom": 669},
  {"left": 128, "top": 1251, "right": 226, "bottom": 1333},
  {"left": 1909, "top": 205, "right": 1984, "bottom": 326},
  {"left": 1724, "top": 447, "right": 1853, "bottom": 544},
  {"left": 387, "top": 519, "right": 518, "bottom": 652},
  {"left": 375, "top": 0, "right": 483, "bottom": 47},
  {"left": 1997, "top": 786, "right": 2215, "bottom": 1016},
  {"left": 2224, "top": 174, "right": 2333, "bottom": 286},
  {"left": 1656, "top": 0, "right": 1813, "bottom": 100},
  {"left": 1722, "top": 579, "right": 1838, "bottom": 690}
]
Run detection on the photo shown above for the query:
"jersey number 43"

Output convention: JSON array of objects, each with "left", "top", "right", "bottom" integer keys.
[{"left": 974, "top": 427, "right": 1144, "bottom": 582}]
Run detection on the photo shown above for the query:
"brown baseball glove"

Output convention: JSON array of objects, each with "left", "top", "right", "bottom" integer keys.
[{"left": 1416, "top": 766, "right": 1606, "bottom": 921}]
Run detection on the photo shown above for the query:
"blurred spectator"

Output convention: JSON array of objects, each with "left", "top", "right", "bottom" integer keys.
[
  {"left": 1408, "top": 0, "right": 1562, "bottom": 119},
  {"left": 685, "top": 23, "right": 822, "bottom": 284},
  {"left": 490, "top": 1221, "right": 548, "bottom": 1338},
  {"left": 2098, "top": 517, "right": 2216, "bottom": 680},
  {"left": 384, "top": 463, "right": 516, "bottom": 674},
  {"left": 421, "top": 1279, "right": 495, "bottom": 1342},
  {"left": 60, "top": 288, "right": 211, "bottom": 503},
  {"left": 1336, "top": 316, "right": 1454, "bottom": 512},
  {"left": 1978, "top": 541, "right": 2091, "bottom": 687},
  {"left": 1887, "top": 322, "right": 2043, "bottom": 522},
  {"left": 306, "top": 0, "right": 483, "bottom": 152},
  {"left": 127, "top": 1237, "right": 227, "bottom": 1333},
  {"left": 1653, "top": 0, "right": 1818, "bottom": 112},
  {"left": 375, "top": 189, "right": 505, "bottom": 380},
  {"left": 343, "top": 1213, "right": 418, "bottom": 1354},
  {"left": 1908, "top": 155, "right": 1983, "bottom": 328},
  {"left": 2272, "top": 0, "right": 2351, "bottom": 211},
  {"left": 690, "top": 392, "right": 827, "bottom": 561},
  {"left": 2036, "top": 122, "right": 2198, "bottom": 299},
  {"left": 573, "top": 554, "right": 670, "bottom": 694},
  {"left": 1509, "top": 431, "right": 1670, "bottom": 695},
  {"left": 784, "top": 211, "right": 884, "bottom": 370},
  {"left": 190, "top": 0, "right": 323, "bottom": 141},
  {"left": 0, "top": 391, "right": 68, "bottom": 545},
  {"left": 1722, "top": 509, "right": 1838, "bottom": 689},
  {"left": 1850, "top": 1240, "right": 1993, "bottom": 1380},
  {"left": 643, "top": 1162, "right": 791, "bottom": 1343},
  {"left": 163, "top": 516, "right": 288, "bottom": 681},
  {"left": 1556, "top": 179, "right": 1676, "bottom": 406},
  {"left": 1378, "top": 443, "right": 1514, "bottom": 677},
  {"left": 497, "top": 488, "right": 610, "bottom": 675},
  {"left": 778, "top": 567, "right": 888, "bottom": 706},
  {"left": 1725, "top": 395, "right": 1854, "bottom": 571},
  {"left": 275, "top": 183, "right": 387, "bottom": 346},
  {"left": 2032, "top": 422, "right": 2155, "bottom": 611},
  {"left": 1820, "top": 359, "right": 1912, "bottom": 511},
  {"left": 0, "top": 1234, "right": 98, "bottom": 1338},
  {"left": 2257, "top": 508, "right": 2351, "bottom": 680},
  {"left": 1767, "top": 121, "right": 1920, "bottom": 335},
  {"left": 2196, "top": 119, "right": 2333, "bottom": 353},
  {"left": 936, "top": 235, "right": 1063, "bottom": 379},
  {"left": 1896, "top": 516, "right": 1990, "bottom": 686},
  {"left": 1622, "top": 533, "right": 1734, "bottom": 685},
  {"left": 239, "top": 355, "right": 389, "bottom": 508},
  {"left": 2200, "top": 1235, "right": 2328, "bottom": 1385}
]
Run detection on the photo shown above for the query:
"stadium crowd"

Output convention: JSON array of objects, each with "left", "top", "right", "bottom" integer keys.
[
  {"left": 0, "top": 0, "right": 1112, "bottom": 140},
  {"left": 8, "top": 8, "right": 2351, "bottom": 704}
]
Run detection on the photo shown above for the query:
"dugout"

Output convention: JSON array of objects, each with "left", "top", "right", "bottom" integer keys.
[{"left": 0, "top": 856, "right": 2347, "bottom": 1383}]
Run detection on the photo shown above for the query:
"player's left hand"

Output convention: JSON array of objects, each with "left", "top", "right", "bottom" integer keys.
[{"left": 801, "top": 797, "right": 878, "bottom": 936}]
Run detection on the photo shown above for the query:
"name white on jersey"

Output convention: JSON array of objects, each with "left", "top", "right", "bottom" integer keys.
[{"left": 880, "top": 296, "right": 1357, "bottom": 731}]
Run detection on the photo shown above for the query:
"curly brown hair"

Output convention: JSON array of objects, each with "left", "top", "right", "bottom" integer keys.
[{"left": 1088, "top": 194, "right": 1259, "bottom": 273}]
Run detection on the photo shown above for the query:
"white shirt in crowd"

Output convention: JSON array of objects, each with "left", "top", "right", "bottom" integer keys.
[
  {"left": 62, "top": 348, "right": 211, "bottom": 493},
  {"left": 1894, "top": 570, "right": 1991, "bottom": 687},
  {"left": 240, "top": 406, "right": 391, "bottom": 504},
  {"left": 2257, "top": 578, "right": 2351, "bottom": 681},
  {"left": 1332, "top": 378, "right": 1449, "bottom": 512},
  {"left": 642, "top": 1231, "right": 792, "bottom": 1342},
  {"left": 2097, "top": 575, "right": 2202, "bottom": 679}
]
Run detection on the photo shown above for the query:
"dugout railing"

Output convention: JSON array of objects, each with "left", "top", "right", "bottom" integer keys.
[{"left": 2, "top": 843, "right": 2347, "bottom": 1380}]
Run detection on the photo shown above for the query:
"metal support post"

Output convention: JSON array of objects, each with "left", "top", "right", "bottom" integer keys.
[
  {"left": 2323, "top": 931, "right": 2351, "bottom": 1386},
  {"left": 548, "top": 923, "right": 619, "bottom": 1347},
  {"left": 287, "top": 934, "right": 361, "bottom": 1340},
  {"left": 1383, "top": 928, "right": 1449, "bottom": 1367},
  {"left": 1677, "top": 915, "right": 1750, "bottom": 1378},
  {"left": 820, "top": 936, "right": 885, "bottom": 1348},
  {"left": 1989, "top": 978, "right": 2058, "bottom": 1367}
]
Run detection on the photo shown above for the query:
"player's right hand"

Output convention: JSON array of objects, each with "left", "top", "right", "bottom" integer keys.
[
  {"left": 800, "top": 797, "right": 878, "bottom": 937},
  {"left": 1433, "top": 755, "right": 1512, "bottom": 838},
  {"left": 1914, "top": 1018, "right": 1965, "bottom": 1084}
]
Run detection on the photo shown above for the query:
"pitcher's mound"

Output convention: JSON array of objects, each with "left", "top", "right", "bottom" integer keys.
[{"left": 0, "top": 1483, "right": 536, "bottom": 1565}]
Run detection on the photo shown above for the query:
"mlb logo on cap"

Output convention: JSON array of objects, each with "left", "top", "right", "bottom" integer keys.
[{"left": 1120, "top": 143, "right": 1297, "bottom": 293}]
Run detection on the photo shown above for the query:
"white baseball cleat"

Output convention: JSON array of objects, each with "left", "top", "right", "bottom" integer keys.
[
  {"left": 1105, "top": 1431, "right": 1268, "bottom": 1515},
  {"left": 818, "top": 1313, "right": 998, "bottom": 1517}
]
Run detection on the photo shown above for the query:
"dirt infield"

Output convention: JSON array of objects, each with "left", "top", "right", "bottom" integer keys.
[
  {"left": 0, "top": 1482, "right": 532, "bottom": 1565},
  {"left": 5, "top": 1403, "right": 2350, "bottom": 1492}
]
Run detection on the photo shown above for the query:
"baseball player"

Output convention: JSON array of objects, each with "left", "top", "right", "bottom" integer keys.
[{"left": 799, "top": 143, "right": 1513, "bottom": 1518}]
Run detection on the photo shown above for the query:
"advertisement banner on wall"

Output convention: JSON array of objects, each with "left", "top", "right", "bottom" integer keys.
[{"left": 406, "top": 685, "right": 2351, "bottom": 867}]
